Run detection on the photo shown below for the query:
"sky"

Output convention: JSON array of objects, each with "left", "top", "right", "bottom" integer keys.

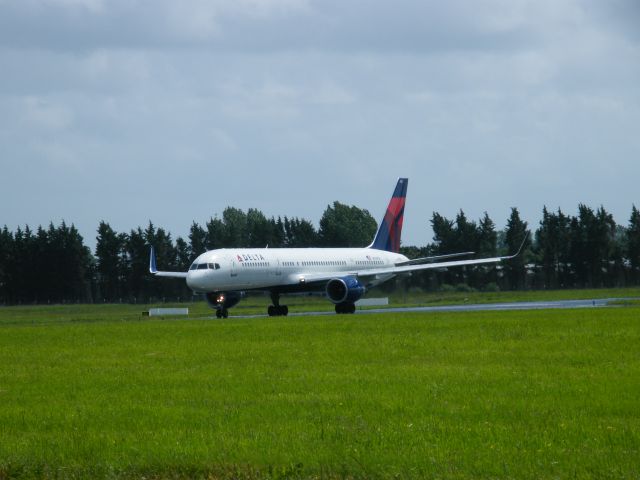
[{"left": 1, "top": 0, "right": 639, "bottom": 249}]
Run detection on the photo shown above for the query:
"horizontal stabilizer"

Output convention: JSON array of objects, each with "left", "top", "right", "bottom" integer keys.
[{"left": 149, "top": 246, "right": 188, "bottom": 279}]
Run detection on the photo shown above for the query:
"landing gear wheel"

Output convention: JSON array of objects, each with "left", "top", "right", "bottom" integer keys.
[
  {"left": 221, "top": 308, "right": 229, "bottom": 318},
  {"left": 216, "top": 309, "right": 223, "bottom": 319},
  {"left": 268, "top": 291, "right": 288, "bottom": 316},
  {"left": 335, "top": 303, "right": 356, "bottom": 314},
  {"left": 268, "top": 305, "right": 289, "bottom": 316}
]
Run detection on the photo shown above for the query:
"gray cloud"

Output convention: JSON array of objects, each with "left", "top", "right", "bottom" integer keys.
[
  {"left": 1, "top": 0, "right": 639, "bottom": 247},
  {"left": 0, "top": 0, "right": 543, "bottom": 53}
]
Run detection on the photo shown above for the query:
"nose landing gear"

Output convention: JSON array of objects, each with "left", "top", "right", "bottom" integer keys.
[{"left": 215, "top": 308, "right": 229, "bottom": 318}]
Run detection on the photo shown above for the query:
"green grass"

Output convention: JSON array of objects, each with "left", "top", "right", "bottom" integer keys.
[
  {"left": 0, "top": 302, "right": 639, "bottom": 478},
  {"left": 385, "top": 286, "right": 640, "bottom": 307},
  {"left": 3, "top": 286, "right": 639, "bottom": 324}
]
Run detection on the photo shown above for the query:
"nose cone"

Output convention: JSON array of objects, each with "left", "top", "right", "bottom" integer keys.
[{"left": 186, "top": 271, "right": 209, "bottom": 292}]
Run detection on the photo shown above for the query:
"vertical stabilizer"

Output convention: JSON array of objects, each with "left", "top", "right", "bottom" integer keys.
[{"left": 369, "top": 178, "right": 408, "bottom": 252}]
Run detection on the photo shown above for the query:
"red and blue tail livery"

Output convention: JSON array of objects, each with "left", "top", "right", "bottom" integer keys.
[{"left": 369, "top": 178, "right": 408, "bottom": 253}]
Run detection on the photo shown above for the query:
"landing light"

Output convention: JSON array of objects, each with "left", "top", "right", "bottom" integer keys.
[{"left": 217, "top": 294, "right": 226, "bottom": 303}]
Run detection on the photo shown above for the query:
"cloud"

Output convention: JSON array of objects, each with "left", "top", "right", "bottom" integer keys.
[
  {"left": 21, "top": 96, "right": 74, "bottom": 130},
  {"left": 0, "top": 0, "right": 639, "bottom": 247}
]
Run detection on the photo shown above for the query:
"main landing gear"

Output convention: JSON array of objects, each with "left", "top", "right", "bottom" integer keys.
[
  {"left": 335, "top": 302, "right": 356, "bottom": 314},
  {"left": 268, "top": 292, "right": 289, "bottom": 317},
  {"left": 215, "top": 308, "right": 229, "bottom": 319}
]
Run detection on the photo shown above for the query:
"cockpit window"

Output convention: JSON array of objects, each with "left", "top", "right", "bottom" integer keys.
[{"left": 191, "top": 262, "right": 221, "bottom": 270}]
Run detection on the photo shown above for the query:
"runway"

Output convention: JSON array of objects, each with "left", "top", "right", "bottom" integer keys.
[
  {"left": 225, "top": 297, "right": 633, "bottom": 319},
  {"left": 358, "top": 298, "right": 622, "bottom": 315}
]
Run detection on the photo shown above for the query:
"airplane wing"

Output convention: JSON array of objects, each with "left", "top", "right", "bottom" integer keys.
[
  {"left": 289, "top": 237, "right": 526, "bottom": 287},
  {"left": 394, "top": 251, "right": 475, "bottom": 266},
  {"left": 149, "top": 246, "right": 188, "bottom": 278},
  {"left": 356, "top": 252, "right": 513, "bottom": 279}
]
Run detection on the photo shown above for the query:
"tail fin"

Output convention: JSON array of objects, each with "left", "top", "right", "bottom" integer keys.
[{"left": 369, "top": 178, "right": 408, "bottom": 253}]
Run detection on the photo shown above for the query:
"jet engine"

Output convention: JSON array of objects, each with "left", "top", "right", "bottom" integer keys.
[
  {"left": 325, "top": 277, "right": 365, "bottom": 304},
  {"left": 205, "top": 291, "right": 243, "bottom": 309}
]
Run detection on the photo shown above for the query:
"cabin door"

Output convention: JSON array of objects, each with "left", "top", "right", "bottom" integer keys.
[{"left": 230, "top": 258, "right": 238, "bottom": 277}]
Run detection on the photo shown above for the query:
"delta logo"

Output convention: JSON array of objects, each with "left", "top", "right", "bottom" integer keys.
[{"left": 237, "top": 253, "right": 266, "bottom": 262}]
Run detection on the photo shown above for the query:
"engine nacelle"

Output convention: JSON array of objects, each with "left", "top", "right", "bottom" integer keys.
[
  {"left": 325, "top": 277, "right": 365, "bottom": 304},
  {"left": 205, "top": 291, "right": 243, "bottom": 309}
]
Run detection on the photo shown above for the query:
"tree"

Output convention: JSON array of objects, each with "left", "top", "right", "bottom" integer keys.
[
  {"left": 628, "top": 205, "right": 640, "bottom": 284},
  {"left": 272, "top": 217, "right": 285, "bottom": 248},
  {"left": 175, "top": 237, "right": 191, "bottom": 272},
  {"left": 430, "top": 212, "right": 455, "bottom": 255},
  {"left": 504, "top": 208, "right": 530, "bottom": 290},
  {"left": 593, "top": 206, "right": 618, "bottom": 287},
  {"left": 569, "top": 205, "right": 617, "bottom": 287},
  {"left": 478, "top": 212, "right": 497, "bottom": 257},
  {"left": 536, "top": 207, "right": 565, "bottom": 288},
  {"left": 146, "top": 222, "right": 181, "bottom": 299},
  {"left": 429, "top": 210, "right": 498, "bottom": 289},
  {"left": 222, "top": 207, "right": 248, "bottom": 247},
  {"left": 63, "top": 223, "right": 93, "bottom": 303},
  {"left": 453, "top": 210, "right": 478, "bottom": 253},
  {"left": 0, "top": 227, "right": 13, "bottom": 303},
  {"left": 318, "top": 202, "right": 377, "bottom": 247},
  {"left": 477, "top": 212, "right": 498, "bottom": 287},
  {"left": 95, "top": 221, "right": 123, "bottom": 301},
  {"left": 125, "top": 227, "right": 149, "bottom": 302},
  {"left": 188, "top": 222, "right": 207, "bottom": 260},
  {"left": 284, "top": 217, "right": 319, "bottom": 247},
  {"left": 246, "top": 208, "right": 273, "bottom": 247},
  {"left": 452, "top": 210, "right": 479, "bottom": 286}
]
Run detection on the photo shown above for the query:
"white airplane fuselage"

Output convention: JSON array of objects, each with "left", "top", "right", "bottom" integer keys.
[{"left": 186, "top": 247, "right": 408, "bottom": 293}]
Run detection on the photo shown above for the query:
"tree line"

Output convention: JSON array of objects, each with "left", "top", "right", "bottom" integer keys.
[{"left": 1, "top": 203, "right": 640, "bottom": 304}]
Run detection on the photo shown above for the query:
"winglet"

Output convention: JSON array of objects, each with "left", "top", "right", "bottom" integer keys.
[
  {"left": 515, "top": 232, "right": 529, "bottom": 257},
  {"left": 504, "top": 232, "right": 530, "bottom": 260},
  {"left": 149, "top": 245, "right": 158, "bottom": 274}
]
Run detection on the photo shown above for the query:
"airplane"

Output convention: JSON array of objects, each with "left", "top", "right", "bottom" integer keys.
[{"left": 150, "top": 178, "right": 525, "bottom": 318}]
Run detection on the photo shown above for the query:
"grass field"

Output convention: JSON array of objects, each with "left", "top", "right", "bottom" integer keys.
[
  {"left": 1, "top": 297, "right": 639, "bottom": 478},
  {"left": 4, "top": 286, "right": 640, "bottom": 323}
]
